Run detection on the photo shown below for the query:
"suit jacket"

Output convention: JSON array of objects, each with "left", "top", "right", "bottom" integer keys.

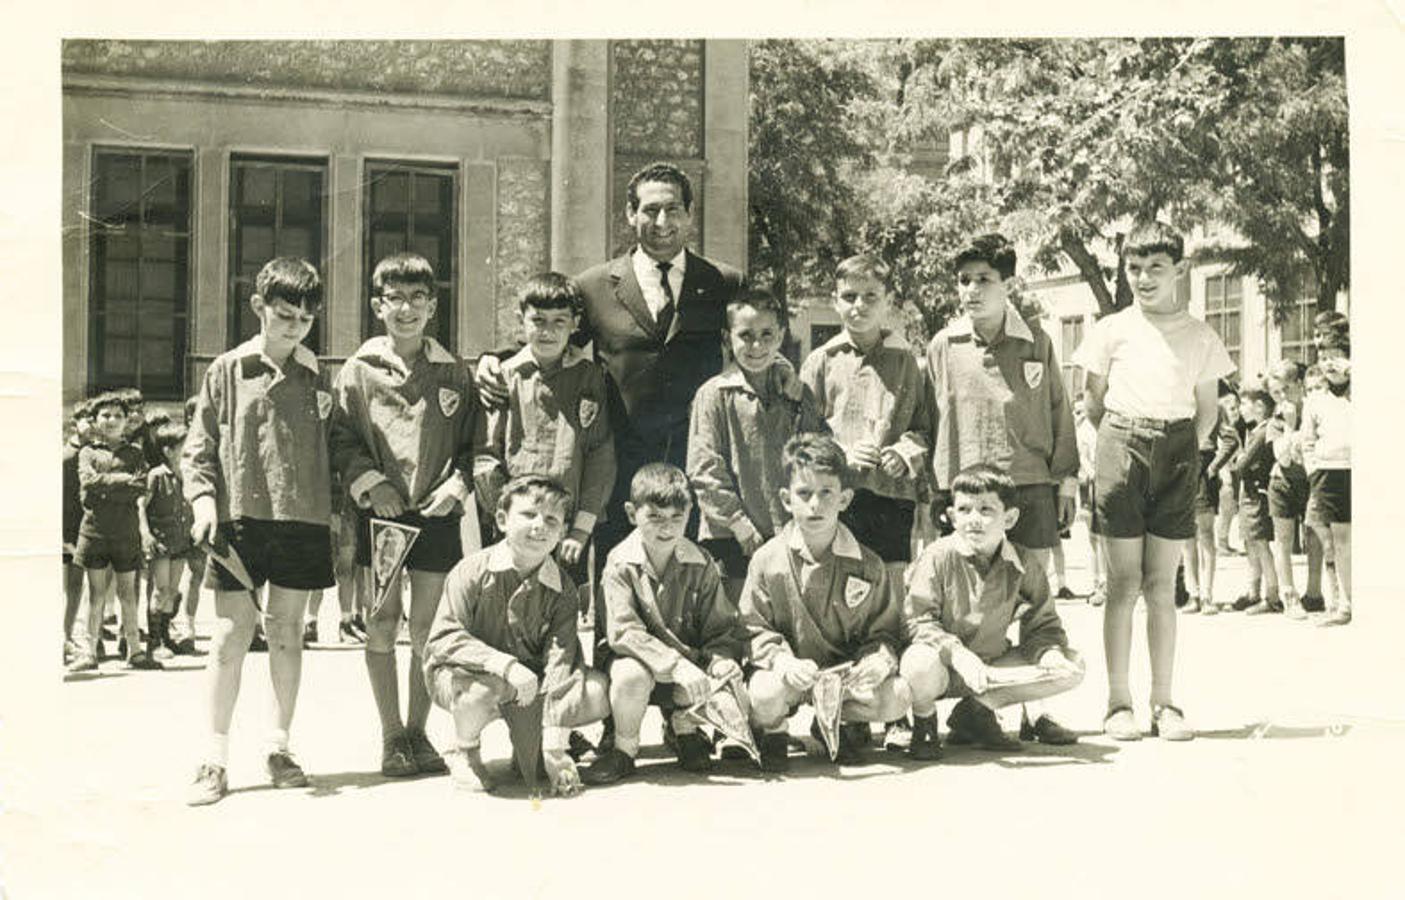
[{"left": 574, "top": 248, "right": 744, "bottom": 484}]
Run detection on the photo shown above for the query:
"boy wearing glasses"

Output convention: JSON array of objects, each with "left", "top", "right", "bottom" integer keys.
[{"left": 329, "top": 253, "right": 481, "bottom": 778}]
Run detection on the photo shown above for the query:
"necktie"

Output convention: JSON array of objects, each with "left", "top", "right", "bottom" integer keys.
[{"left": 655, "top": 261, "right": 676, "bottom": 338}]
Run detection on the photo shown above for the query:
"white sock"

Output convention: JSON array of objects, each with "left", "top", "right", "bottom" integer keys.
[
  {"left": 268, "top": 728, "right": 290, "bottom": 754},
  {"left": 208, "top": 733, "right": 229, "bottom": 767}
]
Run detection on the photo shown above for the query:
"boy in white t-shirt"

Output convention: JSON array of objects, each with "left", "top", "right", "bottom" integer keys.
[{"left": 1071, "top": 223, "right": 1235, "bottom": 742}]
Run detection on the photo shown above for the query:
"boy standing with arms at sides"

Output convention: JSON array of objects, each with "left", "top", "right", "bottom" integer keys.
[
  {"left": 138, "top": 422, "right": 197, "bottom": 657},
  {"left": 183, "top": 257, "right": 337, "bottom": 805},
  {"left": 688, "top": 288, "right": 825, "bottom": 598},
  {"left": 75, "top": 392, "right": 155, "bottom": 670},
  {"left": 425, "top": 475, "right": 611, "bottom": 796},
  {"left": 740, "top": 434, "right": 911, "bottom": 771},
  {"left": 1301, "top": 348, "right": 1351, "bottom": 627},
  {"left": 1073, "top": 395, "right": 1106, "bottom": 606},
  {"left": 1232, "top": 389, "right": 1281, "bottom": 614},
  {"left": 330, "top": 252, "right": 480, "bottom": 778},
  {"left": 583, "top": 464, "right": 745, "bottom": 785},
  {"left": 1072, "top": 223, "right": 1235, "bottom": 742},
  {"left": 900, "top": 464, "right": 1084, "bottom": 759}
]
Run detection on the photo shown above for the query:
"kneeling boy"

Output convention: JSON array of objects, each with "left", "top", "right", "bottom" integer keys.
[
  {"left": 900, "top": 464, "right": 1084, "bottom": 758},
  {"left": 424, "top": 475, "right": 610, "bottom": 796},
  {"left": 584, "top": 463, "right": 745, "bottom": 785},
  {"left": 740, "top": 433, "right": 910, "bottom": 771}
]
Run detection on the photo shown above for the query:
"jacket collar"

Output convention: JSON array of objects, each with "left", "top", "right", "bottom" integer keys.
[
  {"left": 785, "top": 521, "right": 863, "bottom": 562},
  {"left": 948, "top": 533, "right": 1026, "bottom": 573},
  {"left": 611, "top": 529, "right": 708, "bottom": 569},
  {"left": 946, "top": 303, "right": 1035, "bottom": 344},
  {"left": 234, "top": 335, "right": 319, "bottom": 374},
  {"left": 487, "top": 542, "right": 563, "bottom": 592},
  {"left": 351, "top": 335, "right": 455, "bottom": 365},
  {"left": 504, "top": 343, "right": 588, "bottom": 375},
  {"left": 713, "top": 362, "right": 801, "bottom": 400},
  {"left": 820, "top": 329, "right": 909, "bottom": 355}
]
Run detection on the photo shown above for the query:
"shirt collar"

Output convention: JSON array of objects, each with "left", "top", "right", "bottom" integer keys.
[
  {"left": 949, "top": 533, "right": 1025, "bottom": 573},
  {"left": 633, "top": 246, "right": 687, "bottom": 277},
  {"left": 713, "top": 362, "right": 800, "bottom": 400},
  {"left": 613, "top": 529, "right": 708, "bottom": 569},
  {"left": 504, "top": 342, "right": 588, "bottom": 375},
  {"left": 234, "top": 335, "right": 319, "bottom": 374},
  {"left": 820, "top": 329, "right": 909, "bottom": 355},
  {"left": 350, "top": 336, "right": 456, "bottom": 365},
  {"left": 947, "top": 303, "right": 1034, "bottom": 345},
  {"left": 785, "top": 521, "right": 863, "bottom": 562},
  {"left": 487, "top": 541, "right": 563, "bottom": 592}
]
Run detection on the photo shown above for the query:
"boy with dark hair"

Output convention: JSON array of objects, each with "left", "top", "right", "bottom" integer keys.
[
  {"left": 583, "top": 464, "right": 745, "bottom": 784},
  {"left": 138, "top": 421, "right": 197, "bottom": 657},
  {"left": 1302, "top": 353, "right": 1351, "bottom": 626},
  {"left": 900, "top": 463, "right": 1084, "bottom": 758},
  {"left": 330, "top": 251, "right": 480, "bottom": 778},
  {"left": 740, "top": 433, "right": 911, "bottom": 771},
  {"left": 1232, "top": 389, "right": 1280, "bottom": 614},
  {"left": 1072, "top": 223, "right": 1235, "bottom": 742},
  {"left": 183, "top": 257, "right": 337, "bottom": 804},
  {"left": 1264, "top": 361, "right": 1318, "bottom": 620},
  {"left": 63, "top": 400, "right": 95, "bottom": 669},
  {"left": 425, "top": 474, "right": 611, "bottom": 796}
]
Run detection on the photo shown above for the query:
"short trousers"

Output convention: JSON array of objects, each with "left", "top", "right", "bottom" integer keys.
[
  {"left": 1194, "top": 449, "right": 1221, "bottom": 516},
  {"left": 74, "top": 531, "right": 143, "bottom": 573},
  {"left": 1268, "top": 473, "right": 1309, "bottom": 520},
  {"left": 355, "top": 510, "right": 464, "bottom": 574},
  {"left": 146, "top": 522, "right": 194, "bottom": 560},
  {"left": 1238, "top": 489, "right": 1273, "bottom": 542},
  {"left": 1008, "top": 483, "right": 1059, "bottom": 551},
  {"left": 1308, "top": 469, "right": 1351, "bottom": 524},
  {"left": 429, "top": 665, "right": 598, "bottom": 726},
  {"left": 204, "top": 518, "right": 335, "bottom": 592},
  {"left": 839, "top": 489, "right": 915, "bottom": 563},
  {"left": 699, "top": 536, "right": 750, "bottom": 579},
  {"left": 1093, "top": 411, "right": 1198, "bottom": 541}
]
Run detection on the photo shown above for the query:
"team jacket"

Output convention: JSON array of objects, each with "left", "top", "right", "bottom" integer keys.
[
  {"left": 1234, "top": 421, "right": 1276, "bottom": 496},
  {"left": 602, "top": 530, "right": 745, "bottom": 677},
  {"left": 473, "top": 345, "right": 615, "bottom": 535},
  {"left": 799, "top": 330, "right": 931, "bottom": 502},
  {"left": 424, "top": 542, "right": 584, "bottom": 730},
  {"left": 328, "top": 336, "right": 477, "bottom": 512},
  {"left": 904, "top": 534, "right": 1069, "bottom": 666},
  {"left": 739, "top": 522, "right": 901, "bottom": 676},
  {"left": 926, "top": 305, "right": 1078, "bottom": 493},
  {"left": 182, "top": 337, "right": 333, "bottom": 526},
  {"left": 687, "top": 362, "right": 826, "bottom": 542},
  {"left": 78, "top": 439, "right": 148, "bottom": 540}
]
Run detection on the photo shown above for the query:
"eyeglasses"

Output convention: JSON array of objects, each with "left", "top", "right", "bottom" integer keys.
[{"left": 379, "top": 291, "right": 432, "bottom": 309}]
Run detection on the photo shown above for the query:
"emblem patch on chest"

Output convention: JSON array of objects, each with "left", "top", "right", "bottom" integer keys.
[
  {"left": 438, "top": 388, "right": 461, "bottom": 418},
  {"left": 843, "top": 576, "right": 872, "bottom": 609},
  {"left": 1023, "top": 362, "right": 1044, "bottom": 390},
  {"left": 316, "top": 390, "right": 333, "bottom": 420},
  {"left": 579, "top": 398, "right": 599, "bottom": 428}
]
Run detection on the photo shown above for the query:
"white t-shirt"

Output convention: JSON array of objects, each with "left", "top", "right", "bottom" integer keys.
[{"left": 1072, "top": 306, "right": 1236, "bottom": 421}]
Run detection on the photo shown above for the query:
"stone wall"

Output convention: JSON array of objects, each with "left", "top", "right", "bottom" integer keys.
[{"left": 495, "top": 159, "right": 552, "bottom": 342}]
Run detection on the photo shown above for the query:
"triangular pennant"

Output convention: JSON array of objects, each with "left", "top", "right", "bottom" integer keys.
[
  {"left": 206, "top": 537, "right": 256, "bottom": 594},
  {"left": 811, "top": 662, "right": 853, "bottom": 761},
  {"left": 502, "top": 693, "right": 545, "bottom": 794},
  {"left": 369, "top": 518, "right": 421, "bottom": 616},
  {"left": 685, "top": 676, "right": 760, "bottom": 765}
]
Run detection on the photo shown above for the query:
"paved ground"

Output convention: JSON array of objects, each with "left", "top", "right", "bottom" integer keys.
[{"left": 6, "top": 532, "right": 1403, "bottom": 899}]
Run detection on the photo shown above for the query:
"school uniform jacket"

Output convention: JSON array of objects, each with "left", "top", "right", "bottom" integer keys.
[
  {"left": 183, "top": 337, "right": 333, "bottom": 526},
  {"left": 687, "top": 362, "right": 826, "bottom": 542},
  {"left": 1234, "top": 421, "right": 1276, "bottom": 495},
  {"left": 601, "top": 531, "right": 744, "bottom": 677},
  {"left": 473, "top": 344, "right": 616, "bottom": 535},
  {"left": 424, "top": 542, "right": 584, "bottom": 734},
  {"left": 78, "top": 439, "right": 148, "bottom": 540},
  {"left": 799, "top": 330, "right": 931, "bottom": 502},
  {"left": 904, "top": 534, "right": 1068, "bottom": 666},
  {"left": 739, "top": 522, "right": 901, "bottom": 676}
]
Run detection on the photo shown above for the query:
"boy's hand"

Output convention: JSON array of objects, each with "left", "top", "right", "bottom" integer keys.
[
  {"left": 732, "top": 518, "right": 764, "bottom": 554},
  {"left": 950, "top": 647, "right": 989, "bottom": 695},
  {"left": 778, "top": 656, "right": 819, "bottom": 693},
  {"left": 190, "top": 496, "right": 218, "bottom": 547},
  {"left": 418, "top": 480, "right": 462, "bottom": 518},
  {"left": 366, "top": 482, "right": 406, "bottom": 519},
  {"left": 878, "top": 446, "right": 908, "bottom": 478},
  {"left": 542, "top": 748, "right": 582, "bottom": 797},
  {"left": 505, "top": 662, "right": 540, "bottom": 706},
  {"left": 671, "top": 658, "right": 712, "bottom": 706},
  {"left": 707, "top": 657, "right": 742, "bottom": 684},
  {"left": 849, "top": 440, "right": 880, "bottom": 471},
  {"left": 559, "top": 529, "right": 589, "bottom": 566},
  {"left": 140, "top": 529, "right": 155, "bottom": 556},
  {"left": 1057, "top": 494, "right": 1075, "bottom": 530},
  {"left": 1038, "top": 647, "right": 1081, "bottom": 676},
  {"left": 849, "top": 652, "right": 891, "bottom": 694},
  {"left": 474, "top": 355, "right": 510, "bottom": 408}
]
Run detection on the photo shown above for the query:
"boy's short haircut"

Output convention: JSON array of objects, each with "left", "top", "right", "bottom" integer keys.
[
  {"left": 1242, "top": 388, "right": 1276, "bottom": 415},
  {"left": 152, "top": 421, "right": 189, "bottom": 451},
  {"left": 1313, "top": 310, "right": 1348, "bottom": 331},
  {"left": 1122, "top": 221, "right": 1185, "bottom": 264},
  {"left": 952, "top": 233, "right": 1017, "bottom": 280},
  {"left": 115, "top": 387, "right": 144, "bottom": 410},
  {"left": 782, "top": 432, "right": 850, "bottom": 489},
  {"left": 950, "top": 463, "right": 1018, "bottom": 510},
  {"left": 89, "top": 391, "right": 125, "bottom": 417},
  {"left": 1318, "top": 330, "right": 1350, "bottom": 354},
  {"left": 835, "top": 254, "right": 893, "bottom": 290},
  {"left": 256, "top": 257, "right": 323, "bottom": 312},
  {"left": 371, "top": 252, "right": 437, "bottom": 297},
  {"left": 626, "top": 161, "right": 693, "bottom": 212},
  {"left": 71, "top": 399, "right": 94, "bottom": 422},
  {"left": 518, "top": 271, "right": 585, "bottom": 317},
  {"left": 145, "top": 409, "right": 173, "bottom": 429},
  {"left": 497, "top": 473, "right": 572, "bottom": 517},
  {"left": 724, "top": 287, "right": 786, "bottom": 331},
  {"left": 629, "top": 462, "right": 693, "bottom": 510},
  {"left": 1303, "top": 364, "right": 1324, "bottom": 383},
  {"left": 1270, "top": 360, "right": 1306, "bottom": 383}
]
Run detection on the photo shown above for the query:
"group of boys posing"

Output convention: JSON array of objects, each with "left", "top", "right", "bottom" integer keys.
[{"left": 171, "top": 162, "right": 1259, "bottom": 805}]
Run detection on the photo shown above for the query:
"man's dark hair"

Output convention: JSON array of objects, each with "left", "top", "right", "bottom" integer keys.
[{"left": 626, "top": 161, "right": 693, "bottom": 213}]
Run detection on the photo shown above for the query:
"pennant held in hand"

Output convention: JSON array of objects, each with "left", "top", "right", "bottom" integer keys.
[
  {"left": 811, "top": 662, "right": 854, "bottom": 761},
  {"left": 685, "top": 675, "right": 759, "bottom": 764},
  {"left": 370, "top": 518, "right": 421, "bottom": 616}
]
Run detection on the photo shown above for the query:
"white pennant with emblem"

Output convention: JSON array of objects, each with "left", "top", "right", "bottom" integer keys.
[
  {"left": 844, "top": 575, "right": 872, "bottom": 609},
  {"left": 579, "top": 397, "right": 599, "bottom": 428},
  {"left": 316, "top": 390, "right": 333, "bottom": 420},
  {"left": 438, "top": 387, "right": 461, "bottom": 418},
  {"left": 1023, "top": 361, "right": 1044, "bottom": 390}
]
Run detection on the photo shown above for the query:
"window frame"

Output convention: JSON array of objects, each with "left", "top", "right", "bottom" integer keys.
[{"left": 1203, "top": 273, "right": 1244, "bottom": 369}]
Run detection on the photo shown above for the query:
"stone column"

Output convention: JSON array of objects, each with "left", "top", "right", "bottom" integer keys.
[
  {"left": 550, "top": 40, "right": 611, "bottom": 278},
  {"left": 702, "top": 39, "right": 749, "bottom": 272}
]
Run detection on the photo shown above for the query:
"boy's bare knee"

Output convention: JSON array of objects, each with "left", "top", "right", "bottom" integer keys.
[
  {"left": 364, "top": 615, "right": 399, "bottom": 654},
  {"left": 747, "top": 671, "right": 790, "bottom": 727},
  {"left": 900, "top": 645, "right": 949, "bottom": 702},
  {"left": 609, "top": 658, "right": 655, "bottom": 699}
]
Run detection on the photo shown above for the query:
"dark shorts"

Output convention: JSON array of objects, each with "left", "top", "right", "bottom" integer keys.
[
  {"left": 700, "top": 537, "right": 750, "bottom": 580},
  {"left": 1308, "top": 469, "right": 1351, "bottom": 524},
  {"left": 147, "top": 522, "right": 194, "bottom": 560},
  {"left": 205, "top": 518, "right": 335, "bottom": 592},
  {"left": 1008, "top": 483, "right": 1059, "bottom": 551},
  {"left": 1238, "top": 489, "right": 1273, "bottom": 542},
  {"left": 355, "top": 510, "right": 464, "bottom": 574},
  {"left": 74, "top": 531, "right": 143, "bottom": 573},
  {"left": 840, "top": 490, "right": 915, "bottom": 563},
  {"left": 1093, "top": 412, "right": 1198, "bottom": 541},
  {"left": 1268, "top": 473, "right": 1309, "bottom": 520},
  {"left": 1194, "top": 449, "right": 1221, "bottom": 516}
]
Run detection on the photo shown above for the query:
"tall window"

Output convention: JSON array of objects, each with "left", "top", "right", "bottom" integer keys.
[
  {"left": 1059, "top": 317, "right": 1086, "bottom": 399},
  {"left": 228, "top": 156, "right": 328, "bottom": 352},
  {"left": 88, "top": 148, "right": 193, "bottom": 400},
  {"left": 1280, "top": 288, "right": 1319, "bottom": 364},
  {"left": 1204, "top": 274, "right": 1243, "bottom": 370},
  {"left": 363, "top": 161, "right": 457, "bottom": 350}
]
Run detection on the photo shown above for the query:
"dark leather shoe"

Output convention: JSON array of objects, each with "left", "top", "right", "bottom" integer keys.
[
  {"left": 1020, "top": 713, "right": 1078, "bottom": 745},
  {"left": 947, "top": 698, "right": 1023, "bottom": 751},
  {"left": 581, "top": 748, "right": 636, "bottom": 786}
]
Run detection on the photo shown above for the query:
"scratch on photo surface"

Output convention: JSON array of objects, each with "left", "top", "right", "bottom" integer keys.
[{"left": 98, "top": 118, "right": 156, "bottom": 142}]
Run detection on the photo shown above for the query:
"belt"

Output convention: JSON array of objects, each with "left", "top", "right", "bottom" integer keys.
[{"left": 1104, "top": 410, "right": 1194, "bottom": 430}]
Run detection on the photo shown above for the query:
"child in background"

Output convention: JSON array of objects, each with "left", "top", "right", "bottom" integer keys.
[
  {"left": 1264, "top": 361, "right": 1319, "bottom": 620},
  {"left": 1182, "top": 381, "right": 1238, "bottom": 615},
  {"left": 1073, "top": 395, "right": 1105, "bottom": 606},
  {"left": 1212, "top": 391, "right": 1244, "bottom": 556},
  {"left": 63, "top": 400, "right": 95, "bottom": 669},
  {"left": 138, "top": 421, "right": 197, "bottom": 657},
  {"left": 1231, "top": 389, "right": 1280, "bottom": 614},
  {"left": 1302, "top": 345, "right": 1351, "bottom": 626},
  {"left": 169, "top": 394, "right": 205, "bottom": 654}
]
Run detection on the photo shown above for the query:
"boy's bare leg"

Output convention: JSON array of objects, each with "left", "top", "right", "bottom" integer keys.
[
  {"left": 1100, "top": 535, "right": 1144, "bottom": 712},
  {"left": 264, "top": 586, "right": 311, "bottom": 742},
  {"left": 1271, "top": 518, "right": 1298, "bottom": 602},
  {"left": 1303, "top": 526, "right": 1325, "bottom": 598},
  {"left": 1330, "top": 524, "right": 1351, "bottom": 612},
  {"left": 606, "top": 657, "right": 654, "bottom": 757},
  {"left": 114, "top": 571, "right": 140, "bottom": 659},
  {"left": 406, "top": 570, "right": 446, "bottom": 734},
  {"left": 64, "top": 562, "right": 85, "bottom": 643},
  {"left": 85, "top": 567, "right": 113, "bottom": 656},
  {"left": 207, "top": 589, "right": 259, "bottom": 739},
  {"left": 1251, "top": 540, "right": 1279, "bottom": 599},
  {"left": 1049, "top": 541, "right": 1068, "bottom": 594},
  {"left": 364, "top": 569, "right": 404, "bottom": 739},
  {"left": 1193, "top": 513, "right": 1217, "bottom": 604},
  {"left": 1141, "top": 535, "right": 1183, "bottom": 709},
  {"left": 1182, "top": 539, "right": 1200, "bottom": 601}
]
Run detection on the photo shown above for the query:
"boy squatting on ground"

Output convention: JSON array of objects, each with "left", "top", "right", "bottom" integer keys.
[
  {"left": 329, "top": 252, "right": 481, "bottom": 778},
  {"left": 687, "top": 287, "right": 825, "bottom": 599},
  {"left": 581, "top": 464, "right": 746, "bottom": 785},
  {"left": 424, "top": 475, "right": 611, "bottom": 796},
  {"left": 740, "top": 433, "right": 911, "bottom": 772},
  {"left": 183, "top": 257, "right": 338, "bottom": 805},
  {"left": 1071, "top": 222, "right": 1236, "bottom": 742},
  {"left": 900, "top": 464, "right": 1085, "bottom": 758}
]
